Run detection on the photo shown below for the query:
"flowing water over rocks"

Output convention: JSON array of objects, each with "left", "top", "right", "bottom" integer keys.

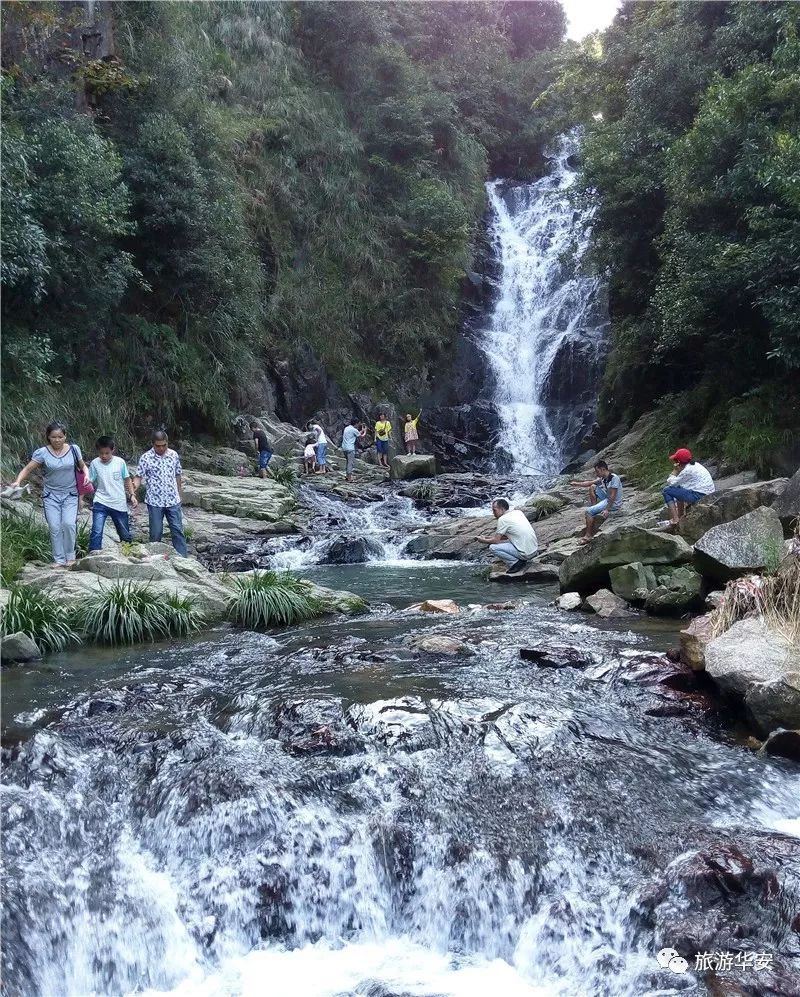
[
  {"left": 3, "top": 574, "right": 800, "bottom": 996},
  {"left": 483, "top": 134, "right": 608, "bottom": 472}
]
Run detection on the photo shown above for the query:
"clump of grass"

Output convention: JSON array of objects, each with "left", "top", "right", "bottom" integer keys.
[
  {"left": 410, "top": 480, "right": 438, "bottom": 503},
  {"left": 1, "top": 585, "right": 80, "bottom": 653},
  {"left": 1, "top": 512, "right": 53, "bottom": 585},
  {"left": 712, "top": 556, "right": 800, "bottom": 645},
  {"left": 227, "top": 571, "right": 322, "bottom": 629},
  {"left": 527, "top": 494, "right": 565, "bottom": 519},
  {"left": 75, "top": 582, "right": 204, "bottom": 646},
  {"left": 271, "top": 463, "right": 297, "bottom": 487}
]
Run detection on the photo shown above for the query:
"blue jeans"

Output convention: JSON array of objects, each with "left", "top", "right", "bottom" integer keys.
[
  {"left": 489, "top": 541, "right": 531, "bottom": 566},
  {"left": 315, "top": 441, "right": 327, "bottom": 467},
  {"left": 663, "top": 485, "right": 705, "bottom": 507},
  {"left": 258, "top": 450, "right": 273, "bottom": 470},
  {"left": 147, "top": 503, "right": 188, "bottom": 556},
  {"left": 42, "top": 491, "right": 78, "bottom": 564},
  {"left": 89, "top": 502, "right": 132, "bottom": 551}
]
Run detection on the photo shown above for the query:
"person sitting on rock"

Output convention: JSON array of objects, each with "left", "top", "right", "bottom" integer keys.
[
  {"left": 302, "top": 436, "right": 318, "bottom": 475},
  {"left": 662, "top": 448, "right": 715, "bottom": 526},
  {"left": 570, "top": 460, "right": 623, "bottom": 544},
  {"left": 476, "top": 498, "right": 539, "bottom": 575},
  {"left": 404, "top": 411, "right": 421, "bottom": 455},
  {"left": 374, "top": 413, "right": 392, "bottom": 469}
]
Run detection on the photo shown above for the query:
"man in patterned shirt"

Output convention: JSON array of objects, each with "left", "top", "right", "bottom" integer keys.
[{"left": 133, "top": 430, "right": 188, "bottom": 556}]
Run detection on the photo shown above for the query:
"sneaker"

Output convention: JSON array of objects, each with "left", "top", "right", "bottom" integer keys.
[{"left": 507, "top": 559, "right": 529, "bottom": 575}]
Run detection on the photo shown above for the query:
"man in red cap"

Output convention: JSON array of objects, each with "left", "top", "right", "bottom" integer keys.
[{"left": 662, "top": 448, "right": 715, "bottom": 526}]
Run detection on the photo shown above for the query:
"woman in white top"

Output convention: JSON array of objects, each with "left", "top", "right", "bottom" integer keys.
[
  {"left": 663, "top": 447, "right": 715, "bottom": 526},
  {"left": 307, "top": 420, "right": 330, "bottom": 475}
]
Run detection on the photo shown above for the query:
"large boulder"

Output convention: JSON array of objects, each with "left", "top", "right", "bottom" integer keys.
[
  {"left": 705, "top": 618, "right": 800, "bottom": 733},
  {"left": 179, "top": 442, "right": 251, "bottom": 477},
  {"left": 1, "top": 632, "right": 41, "bottom": 664},
  {"left": 609, "top": 561, "right": 657, "bottom": 602},
  {"left": 693, "top": 506, "right": 785, "bottom": 583},
  {"left": 644, "top": 565, "right": 704, "bottom": 615},
  {"left": 181, "top": 471, "right": 299, "bottom": 524},
  {"left": 390, "top": 454, "right": 437, "bottom": 481},
  {"left": 679, "top": 479, "right": 788, "bottom": 545},
  {"left": 320, "top": 536, "right": 384, "bottom": 564},
  {"left": 490, "top": 562, "right": 560, "bottom": 584},
  {"left": 772, "top": 466, "right": 800, "bottom": 535},
  {"left": 559, "top": 526, "right": 692, "bottom": 594}
]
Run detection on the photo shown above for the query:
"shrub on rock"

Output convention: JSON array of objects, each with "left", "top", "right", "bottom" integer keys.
[
  {"left": 1, "top": 585, "right": 79, "bottom": 653},
  {"left": 76, "top": 582, "right": 204, "bottom": 645},
  {"left": 228, "top": 571, "right": 322, "bottom": 629}
]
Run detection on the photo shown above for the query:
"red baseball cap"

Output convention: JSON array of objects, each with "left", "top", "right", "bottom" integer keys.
[{"left": 669, "top": 448, "right": 692, "bottom": 463}]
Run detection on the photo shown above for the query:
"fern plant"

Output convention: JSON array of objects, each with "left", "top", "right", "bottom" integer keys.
[
  {"left": 75, "top": 582, "right": 203, "bottom": 645},
  {"left": 1, "top": 585, "right": 80, "bottom": 653},
  {"left": 227, "top": 571, "right": 322, "bottom": 629},
  {"left": 1, "top": 512, "right": 53, "bottom": 584},
  {"left": 270, "top": 463, "right": 297, "bottom": 487}
]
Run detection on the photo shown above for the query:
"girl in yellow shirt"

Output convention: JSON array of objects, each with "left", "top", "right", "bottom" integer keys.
[{"left": 374, "top": 413, "right": 392, "bottom": 469}]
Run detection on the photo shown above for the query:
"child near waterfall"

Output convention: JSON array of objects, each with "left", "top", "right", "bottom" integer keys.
[{"left": 404, "top": 411, "right": 421, "bottom": 454}]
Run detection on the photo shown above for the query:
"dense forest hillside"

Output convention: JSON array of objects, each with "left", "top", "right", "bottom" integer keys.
[
  {"left": 546, "top": 0, "right": 800, "bottom": 473},
  {"left": 1, "top": 0, "right": 565, "bottom": 464}
]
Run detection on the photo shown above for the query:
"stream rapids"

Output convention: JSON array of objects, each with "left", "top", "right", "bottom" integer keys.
[{"left": 3, "top": 490, "right": 800, "bottom": 997}]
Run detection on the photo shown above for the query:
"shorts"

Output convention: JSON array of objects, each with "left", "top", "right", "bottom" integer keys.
[
  {"left": 258, "top": 450, "right": 273, "bottom": 469},
  {"left": 376, "top": 439, "right": 389, "bottom": 455},
  {"left": 316, "top": 441, "right": 327, "bottom": 466},
  {"left": 587, "top": 499, "right": 621, "bottom": 518},
  {"left": 663, "top": 485, "right": 705, "bottom": 506}
]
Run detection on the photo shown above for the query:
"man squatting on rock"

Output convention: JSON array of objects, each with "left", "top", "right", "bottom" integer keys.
[{"left": 477, "top": 498, "right": 539, "bottom": 574}]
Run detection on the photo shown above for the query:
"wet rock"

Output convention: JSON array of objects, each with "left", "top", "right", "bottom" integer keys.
[
  {"left": 680, "top": 612, "right": 716, "bottom": 671},
  {"left": 559, "top": 526, "right": 692, "bottom": 594},
  {"left": 583, "top": 589, "right": 636, "bottom": 619},
  {"left": 694, "top": 506, "right": 786, "bottom": 583},
  {"left": 390, "top": 454, "right": 437, "bottom": 481},
  {"left": 273, "top": 697, "right": 362, "bottom": 756},
  {"left": 256, "top": 863, "right": 292, "bottom": 940},
  {"left": 639, "top": 834, "right": 800, "bottom": 973},
  {"left": 609, "top": 561, "right": 657, "bottom": 602},
  {"left": 406, "top": 635, "right": 473, "bottom": 656},
  {"left": 405, "top": 599, "right": 460, "bottom": 615},
  {"left": 1, "top": 632, "right": 41, "bottom": 664},
  {"left": 644, "top": 565, "right": 705, "bottom": 615},
  {"left": 520, "top": 644, "right": 603, "bottom": 669},
  {"left": 556, "top": 592, "right": 582, "bottom": 611},
  {"left": 679, "top": 479, "right": 788, "bottom": 545},
  {"left": 761, "top": 729, "right": 800, "bottom": 763},
  {"left": 705, "top": 618, "right": 800, "bottom": 733},
  {"left": 485, "top": 601, "right": 517, "bottom": 611},
  {"left": 773, "top": 466, "right": 800, "bottom": 535},
  {"left": 320, "top": 536, "right": 384, "bottom": 564},
  {"left": 490, "top": 562, "right": 560, "bottom": 584}
]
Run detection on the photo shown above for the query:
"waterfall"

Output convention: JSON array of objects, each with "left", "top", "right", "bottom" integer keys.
[{"left": 482, "top": 133, "right": 607, "bottom": 474}]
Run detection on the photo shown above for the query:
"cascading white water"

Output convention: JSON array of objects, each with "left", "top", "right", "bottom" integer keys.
[{"left": 483, "top": 133, "right": 606, "bottom": 474}]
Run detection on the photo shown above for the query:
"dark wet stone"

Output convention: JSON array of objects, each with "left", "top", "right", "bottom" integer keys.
[
  {"left": 320, "top": 536, "right": 384, "bottom": 564},
  {"left": 761, "top": 729, "right": 800, "bottom": 763},
  {"left": 520, "top": 644, "right": 602, "bottom": 669},
  {"left": 273, "top": 697, "right": 363, "bottom": 756}
]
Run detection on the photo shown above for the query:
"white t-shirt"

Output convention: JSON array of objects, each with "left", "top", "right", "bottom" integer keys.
[
  {"left": 674, "top": 462, "right": 715, "bottom": 495},
  {"left": 89, "top": 456, "right": 130, "bottom": 512},
  {"left": 311, "top": 424, "right": 328, "bottom": 445},
  {"left": 304, "top": 443, "right": 317, "bottom": 460},
  {"left": 496, "top": 509, "right": 538, "bottom": 558}
]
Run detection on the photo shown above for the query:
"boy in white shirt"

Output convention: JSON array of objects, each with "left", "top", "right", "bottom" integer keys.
[{"left": 88, "top": 436, "right": 138, "bottom": 551}]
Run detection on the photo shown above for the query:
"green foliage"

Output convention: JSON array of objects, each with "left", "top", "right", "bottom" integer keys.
[
  {"left": 0, "top": 512, "right": 53, "bottom": 585},
  {"left": 527, "top": 494, "right": 565, "bottom": 519},
  {"left": 227, "top": 570, "right": 322, "bottom": 629},
  {"left": 720, "top": 391, "right": 796, "bottom": 478},
  {"left": 1, "top": 0, "right": 566, "bottom": 464},
  {"left": 270, "top": 463, "right": 298, "bottom": 487},
  {"left": 541, "top": 2, "right": 800, "bottom": 431},
  {"left": 1, "top": 585, "right": 80, "bottom": 653},
  {"left": 75, "top": 582, "right": 203, "bottom": 646}
]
